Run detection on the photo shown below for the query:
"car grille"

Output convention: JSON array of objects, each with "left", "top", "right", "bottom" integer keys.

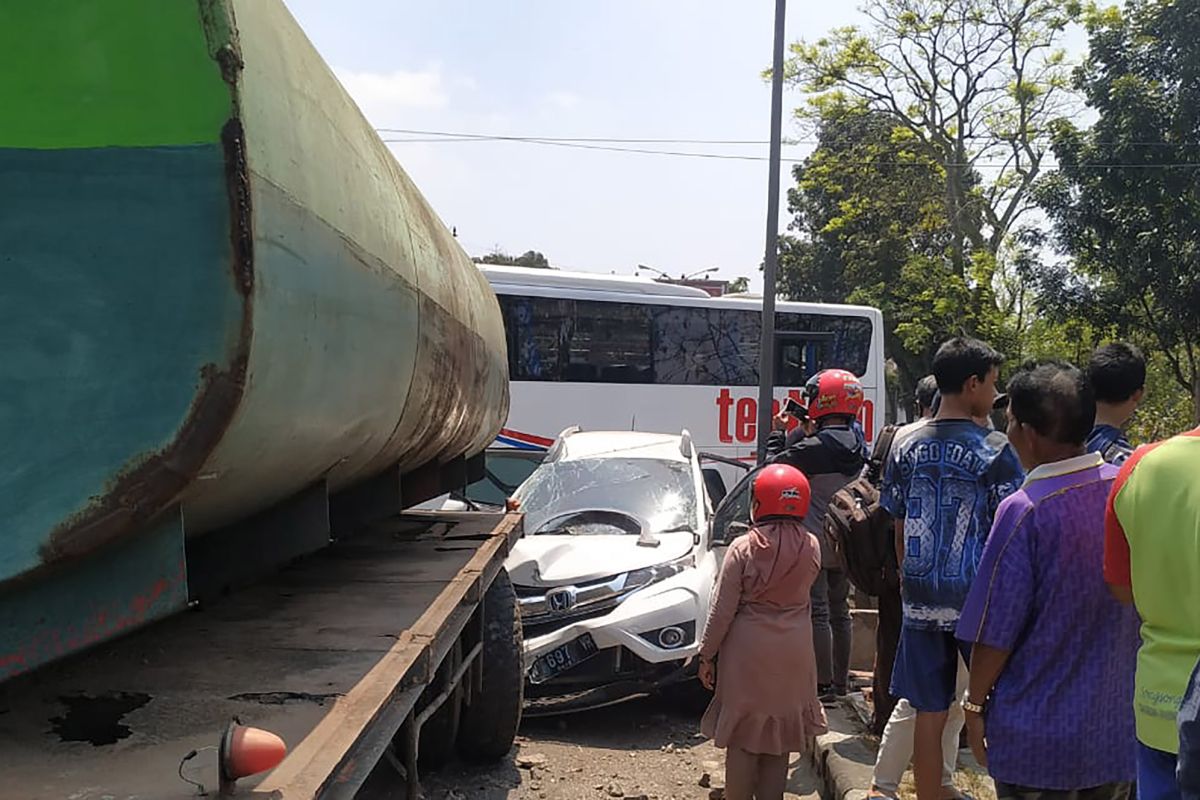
[
  {"left": 514, "top": 573, "right": 629, "bottom": 627},
  {"left": 521, "top": 600, "right": 621, "bottom": 639}
]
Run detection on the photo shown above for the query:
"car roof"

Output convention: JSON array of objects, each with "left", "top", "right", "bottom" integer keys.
[{"left": 556, "top": 430, "right": 691, "bottom": 464}]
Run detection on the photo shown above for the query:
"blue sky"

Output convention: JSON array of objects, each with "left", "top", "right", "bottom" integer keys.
[
  {"left": 281, "top": 1, "right": 876, "bottom": 288},
  {"left": 281, "top": 2, "right": 1086, "bottom": 289}
]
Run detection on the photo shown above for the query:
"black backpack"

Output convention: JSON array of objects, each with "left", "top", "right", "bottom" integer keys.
[{"left": 823, "top": 424, "right": 900, "bottom": 596}]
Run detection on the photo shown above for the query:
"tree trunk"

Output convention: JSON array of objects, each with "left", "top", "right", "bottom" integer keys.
[{"left": 1193, "top": 372, "right": 1200, "bottom": 426}]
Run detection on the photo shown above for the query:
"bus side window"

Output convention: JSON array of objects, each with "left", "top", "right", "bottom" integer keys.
[
  {"left": 776, "top": 340, "right": 809, "bottom": 387},
  {"left": 496, "top": 292, "right": 874, "bottom": 388}
]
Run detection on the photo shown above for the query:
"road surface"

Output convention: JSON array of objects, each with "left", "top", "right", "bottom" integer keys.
[{"left": 363, "top": 694, "right": 823, "bottom": 799}]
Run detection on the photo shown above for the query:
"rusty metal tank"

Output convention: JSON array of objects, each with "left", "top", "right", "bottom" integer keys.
[{"left": 0, "top": 0, "right": 509, "bottom": 678}]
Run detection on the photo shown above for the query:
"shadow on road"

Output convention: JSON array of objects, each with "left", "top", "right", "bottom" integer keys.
[{"left": 519, "top": 693, "right": 707, "bottom": 751}]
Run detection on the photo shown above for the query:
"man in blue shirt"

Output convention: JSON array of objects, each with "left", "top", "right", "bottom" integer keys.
[
  {"left": 1086, "top": 343, "right": 1145, "bottom": 465},
  {"left": 881, "top": 337, "right": 1025, "bottom": 800},
  {"left": 957, "top": 361, "right": 1138, "bottom": 800}
]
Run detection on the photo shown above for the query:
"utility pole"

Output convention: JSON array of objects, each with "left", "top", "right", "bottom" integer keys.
[{"left": 756, "top": 0, "right": 788, "bottom": 465}]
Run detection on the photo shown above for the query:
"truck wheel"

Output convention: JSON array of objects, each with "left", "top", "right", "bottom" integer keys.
[
  {"left": 457, "top": 568, "right": 524, "bottom": 762},
  {"left": 416, "top": 639, "right": 462, "bottom": 770}
]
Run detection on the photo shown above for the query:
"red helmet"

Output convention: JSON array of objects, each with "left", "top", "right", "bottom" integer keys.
[
  {"left": 752, "top": 464, "right": 811, "bottom": 521},
  {"left": 804, "top": 369, "right": 864, "bottom": 420}
]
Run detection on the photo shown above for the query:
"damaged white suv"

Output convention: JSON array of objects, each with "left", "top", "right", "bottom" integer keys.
[{"left": 504, "top": 428, "right": 722, "bottom": 715}]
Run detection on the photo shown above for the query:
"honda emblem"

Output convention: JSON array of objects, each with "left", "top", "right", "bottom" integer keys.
[{"left": 547, "top": 589, "right": 574, "bottom": 612}]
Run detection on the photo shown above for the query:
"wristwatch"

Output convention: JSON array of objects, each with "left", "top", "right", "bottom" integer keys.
[{"left": 962, "top": 697, "right": 986, "bottom": 714}]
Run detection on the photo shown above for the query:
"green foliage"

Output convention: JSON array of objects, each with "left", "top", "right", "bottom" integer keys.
[
  {"left": 777, "top": 102, "right": 1015, "bottom": 394},
  {"left": 726, "top": 276, "right": 750, "bottom": 294},
  {"left": 1129, "top": 352, "right": 1197, "bottom": 444},
  {"left": 773, "top": 0, "right": 1199, "bottom": 427},
  {"left": 1033, "top": 0, "right": 1200, "bottom": 420},
  {"left": 474, "top": 249, "right": 552, "bottom": 269},
  {"left": 780, "top": 0, "right": 1078, "bottom": 268},
  {"left": 773, "top": 0, "right": 1084, "bottom": 407}
]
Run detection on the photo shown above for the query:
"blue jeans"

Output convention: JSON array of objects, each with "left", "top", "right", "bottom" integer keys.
[
  {"left": 1138, "top": 742, "right": 1181, "bottom": 800},
  {"left": 1179, "top": 657, "right": 1200, "bottom": 800}
]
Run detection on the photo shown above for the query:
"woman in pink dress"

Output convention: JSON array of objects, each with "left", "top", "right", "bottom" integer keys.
[{"left": 698, "top": 463, "right": 829, "bottom": 800}]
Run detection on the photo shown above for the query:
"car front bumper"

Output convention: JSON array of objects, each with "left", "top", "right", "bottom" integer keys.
[{"left": 520, "top": 583, "right": 704, "bottom": 714}]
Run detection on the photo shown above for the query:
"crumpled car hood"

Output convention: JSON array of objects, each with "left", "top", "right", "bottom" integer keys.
[{"left": 506, "top": 532, "right": 694, "bottom": 586}]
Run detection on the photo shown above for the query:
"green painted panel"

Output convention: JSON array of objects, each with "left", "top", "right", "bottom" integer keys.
[
  {"left": 0, "top": 0, "right": 230, "bottom": 148},
  {"left": 0, "top": 145, "right": 240, "bottom": 581}
]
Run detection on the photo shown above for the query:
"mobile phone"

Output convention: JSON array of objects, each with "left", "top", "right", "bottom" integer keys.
[{"left": 783, "top": 397, "right": 808, "bottom": 419}]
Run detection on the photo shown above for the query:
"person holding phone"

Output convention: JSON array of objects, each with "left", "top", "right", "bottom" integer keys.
[
  {"left": 698, "top": 464, "right": 828, "bottom": 800},
  {"left": 766, "top": 369, "right": 868, "bottom": 701}
]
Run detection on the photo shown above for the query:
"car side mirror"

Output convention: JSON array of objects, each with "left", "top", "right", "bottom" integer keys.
[{"left": 720, "top": 520, "right": 751, "bottom": 546}]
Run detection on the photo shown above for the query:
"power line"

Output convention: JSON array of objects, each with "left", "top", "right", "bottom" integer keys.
[
  {"left": 381, "top": 134, "right": 1200, "bottom": 170},
  {"left": 375, "top": 126, "right": 1200, "bottom": 149},
  {"left": 381, "top": 135, "right": 785, "bottom": 162},
  {"left": 377, "top": 128, "right": 1200, "bottom": 169},
  {"left": 376, "top": 128, "right": 782, "bottom": 145}
]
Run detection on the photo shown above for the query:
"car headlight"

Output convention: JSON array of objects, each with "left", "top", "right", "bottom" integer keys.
[{"left": 624, "top": 554, "right": 695, "bottom": 592}]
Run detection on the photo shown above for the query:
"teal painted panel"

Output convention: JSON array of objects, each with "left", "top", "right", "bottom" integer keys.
[
  {"left": 0, "top": 508, "right": 188, "bottom": 679},
  {"left": 0, "top": 145, "right": 240, "bottom": 583}
]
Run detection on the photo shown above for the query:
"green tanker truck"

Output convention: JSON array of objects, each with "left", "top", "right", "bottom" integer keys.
[{"left": 0, "top": 1, "right": 523, "bottom": 796}]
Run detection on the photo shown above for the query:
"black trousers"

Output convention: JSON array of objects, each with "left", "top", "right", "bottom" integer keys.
[{"left": 871, "top": 571, "right": 902, "bottom": 736}]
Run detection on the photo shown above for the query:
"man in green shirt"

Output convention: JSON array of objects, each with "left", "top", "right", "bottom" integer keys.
[{"left": 1105, "top": 426, "right": 1200, "bottom": 800}]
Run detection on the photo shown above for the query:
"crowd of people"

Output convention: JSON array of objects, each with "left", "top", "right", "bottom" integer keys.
[{"left": 695, "top": 337, "right": 1200, "bottom": 800}]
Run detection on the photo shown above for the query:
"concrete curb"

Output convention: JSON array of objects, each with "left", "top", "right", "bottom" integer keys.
[{"left": 810, "top": 704, "right": 876, "bottom": 800}]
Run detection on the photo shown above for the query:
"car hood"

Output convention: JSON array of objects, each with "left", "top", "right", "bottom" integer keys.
[{"left": 506, "top": 531, "right": 695, "bottom": 586}]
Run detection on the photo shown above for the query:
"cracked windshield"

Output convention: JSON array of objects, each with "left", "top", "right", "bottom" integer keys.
[{"left": 517, "top": 458, "right": 696, "bottom": 535}]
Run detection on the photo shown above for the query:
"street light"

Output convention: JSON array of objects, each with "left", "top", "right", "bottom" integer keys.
[
  {"left": 636, "top": 264, "right": 671, "bottom": 281},
  {"left": 756, "top": 0, "right": 788, "bottom": 465},
  {"left": 636, "top": 265, "right": 720, "bottom": 282}
]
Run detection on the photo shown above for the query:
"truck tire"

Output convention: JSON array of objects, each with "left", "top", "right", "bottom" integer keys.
[
  {"left": 416, "top": 639, "right": 462, "bottom": 770},
  {"left": 456, "top": 568, "right": 524, "bottom": 762}
]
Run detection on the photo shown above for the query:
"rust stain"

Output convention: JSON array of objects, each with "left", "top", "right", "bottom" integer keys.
[{"left": 36, "top": 120, "right": 255, "bottom": 572}]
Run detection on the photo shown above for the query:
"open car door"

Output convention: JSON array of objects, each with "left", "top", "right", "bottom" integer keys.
[{"left": 707, "top": 463, "right": 760, "bottom": 566}]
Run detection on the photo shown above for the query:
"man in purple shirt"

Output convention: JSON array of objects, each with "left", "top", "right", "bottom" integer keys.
[{"left": 956, "top": 360, "right": 1140, "bottom": 800}]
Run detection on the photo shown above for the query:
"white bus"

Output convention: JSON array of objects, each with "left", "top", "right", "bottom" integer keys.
[{"left": 453, "top": 265, "right": 886, "bottom": 506}]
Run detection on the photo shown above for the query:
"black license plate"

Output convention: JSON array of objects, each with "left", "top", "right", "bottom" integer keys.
[{"left": 528, "top": 634, "right": 598, "bottom": 684}]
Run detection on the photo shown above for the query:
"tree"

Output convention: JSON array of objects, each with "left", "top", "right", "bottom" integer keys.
[
  {"left": 726, "top": 276, "right": 750, "bottom": 294},
  {"left": 1034, "top": 0, "right": 1200, "bottom": 420},
  {"left": 779, "top": 101, "right": 1007, "bottom": 394},
  {"left": 781, "top": 0, "right": 1077, "bottom": 278},
  {"left": 474, "top": 249, "right": 553, "bottom": 269}
]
